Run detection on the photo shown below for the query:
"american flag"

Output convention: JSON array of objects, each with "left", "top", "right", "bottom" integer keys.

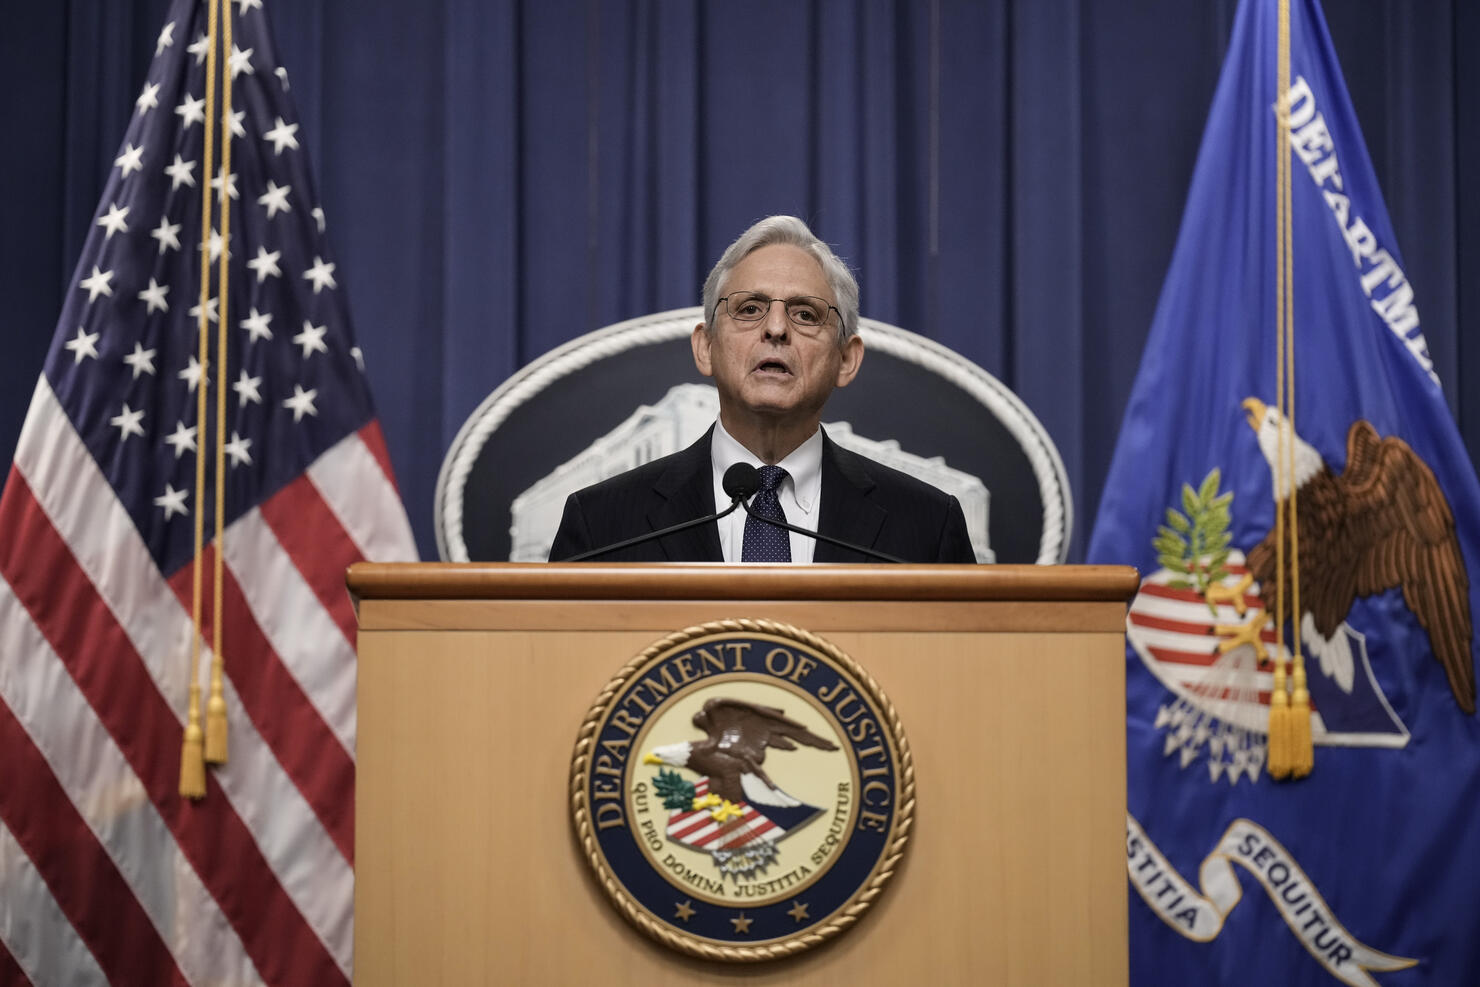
[{"left": 0, "top": 0, "right": 416, "bottom": 983}]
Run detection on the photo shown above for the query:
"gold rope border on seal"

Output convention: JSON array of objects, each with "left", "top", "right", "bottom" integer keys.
[{"left": 568, "top": 618, "right": 916, "bottom": 963}]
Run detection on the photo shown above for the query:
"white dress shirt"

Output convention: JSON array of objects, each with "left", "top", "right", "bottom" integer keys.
[{"left": 710, "top": 419, "right": 824, "bottom": 564}]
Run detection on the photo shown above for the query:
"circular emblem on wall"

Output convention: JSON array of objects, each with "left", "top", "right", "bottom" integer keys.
[
  {"left": 435, "top": 308, "right": 1072, "bottom": 566},
  {"left": 570, "top": 620, "right": 913, "bottom": 962}
]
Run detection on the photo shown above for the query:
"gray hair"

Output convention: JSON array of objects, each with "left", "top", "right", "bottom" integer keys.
[{"left": 701, "top": 216, "right": 860, "bottom": 343}]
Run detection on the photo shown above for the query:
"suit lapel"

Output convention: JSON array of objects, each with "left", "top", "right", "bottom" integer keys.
[
  {"left": 816, "top": 434, "right": 887, "bottom": 562},
  {"left": 647, "top": 427, "right": 723, "bottom": 561}
]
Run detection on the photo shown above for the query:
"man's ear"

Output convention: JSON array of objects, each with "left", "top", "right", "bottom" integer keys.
[
  {"left": 691, "top": 323, "right": 714, "bottom": 377},
  {"left": 834, "top": 334, "right": 864, "bottom": 388}
]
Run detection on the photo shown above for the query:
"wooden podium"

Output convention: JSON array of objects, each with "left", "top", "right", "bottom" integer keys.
[{"left": 349, "top": 562, "right": 1138, "bottom": 985}]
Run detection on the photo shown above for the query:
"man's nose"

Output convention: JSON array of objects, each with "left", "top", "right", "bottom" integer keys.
[{"left": 761, "top": 300, "right": 790, "bottom": 339}]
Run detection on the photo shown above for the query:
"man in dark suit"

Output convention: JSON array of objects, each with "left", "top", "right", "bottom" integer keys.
[{"left": 549, "top": 216, "right": 976, "bottom": 564}]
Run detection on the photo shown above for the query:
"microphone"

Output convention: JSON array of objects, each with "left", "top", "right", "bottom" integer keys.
[
  {"left": 735, "top": 483, "right": 908, "bottom": 564},
  {"left": 557, "top": 462, "right": 758, "bottom": 562},
  {"left": 721, "top": 462, "right": 761, "bottom": 502}
]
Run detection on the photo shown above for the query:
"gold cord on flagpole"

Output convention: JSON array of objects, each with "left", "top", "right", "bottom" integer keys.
[
  {"left": 1267, "top": 0, "right": 1312, "bottom": 780},
  {"left": 205, "top": 0, "right": 234, "bottom": 766},
  {"left": 181, "top": 0, "right": 222, "bottom": 800},
  {"left": 1284, "top": 18, "right": 1312, "bottom": 775},
  {"left": 1266, "top": 0, "right": 1295, "bottom": 780}
]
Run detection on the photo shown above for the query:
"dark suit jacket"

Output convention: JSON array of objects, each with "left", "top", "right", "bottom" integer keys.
[{"left": 548, "top": 427, "right": 977, "bottom": 563}]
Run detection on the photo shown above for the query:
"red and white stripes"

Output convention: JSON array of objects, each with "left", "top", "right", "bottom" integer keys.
[{"left": 0, "top": 377, "right": 416, "bottom": 985}]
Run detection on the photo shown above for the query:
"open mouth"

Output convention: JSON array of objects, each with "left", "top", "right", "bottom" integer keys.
[{"left": 753, "top": 358, "right": 792, "bottom": 376}]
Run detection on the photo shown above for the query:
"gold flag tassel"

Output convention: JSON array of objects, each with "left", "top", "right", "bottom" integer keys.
[
  {"left": 205, "top": 665, "right": 229, "bottom": 763},
  {"left": 181, "top": 0, "right": 222, "bottom": 798},
  {"left": 180, "top": 683, "right": 208, "bottom": 798},
  {"left": 1288, "top": 656, "right": 1313, "bottom": 776},
  {"left": 205, "top": 0, "right": 235, "bottom": 766},
  {"left": 1267, "top": 657, "right": 1293, "bottom": 779}
]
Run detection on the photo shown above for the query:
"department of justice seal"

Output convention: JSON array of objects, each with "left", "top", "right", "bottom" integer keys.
[{"left": 570, "top": 619, "right": 913, "bottom": 962}]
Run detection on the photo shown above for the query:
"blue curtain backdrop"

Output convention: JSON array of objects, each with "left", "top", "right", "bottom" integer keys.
[{"left": 2, "top": 0, "right": 1475, "bottom": 561}]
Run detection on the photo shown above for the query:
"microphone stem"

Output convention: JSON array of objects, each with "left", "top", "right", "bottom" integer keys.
[{"left": 559, "top": 498, "right": 744, "bottom": 562}]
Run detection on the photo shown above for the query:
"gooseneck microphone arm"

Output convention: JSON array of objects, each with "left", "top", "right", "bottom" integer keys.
[
  {"left": 735, "top": 495, "right": 909, "bottom": 564},
  {"left": 558, "top": 501, "right": 742, "bottom": 562},
  {"left": 557, "top": 463, "right": 761, "bottom": 563}
]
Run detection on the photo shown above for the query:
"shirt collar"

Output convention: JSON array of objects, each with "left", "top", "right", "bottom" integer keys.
[{"left": 711, "top": 419, "right": 824, "bottom": 512}]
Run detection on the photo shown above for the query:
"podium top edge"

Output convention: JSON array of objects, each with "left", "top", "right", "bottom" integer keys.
[{"left": 346, "top": 562, "right": 1141, "bottom": 603}]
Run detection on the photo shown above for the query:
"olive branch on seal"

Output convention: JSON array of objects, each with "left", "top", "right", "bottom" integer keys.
[
  {"left": 652, "top": 769, "right": 696, "bottom": 810},
  {"left": 1154, "top": 467, "right": 1233, "bottom": 612}
]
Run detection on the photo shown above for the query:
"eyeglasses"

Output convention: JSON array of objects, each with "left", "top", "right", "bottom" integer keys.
[{"left": 718, "top": 291, "right": 840, "bottom": 336}]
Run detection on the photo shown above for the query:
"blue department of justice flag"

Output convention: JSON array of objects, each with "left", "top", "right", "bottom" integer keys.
[
  {"left": 1088, "top": 0, "right": 1480, "bottom": 983},
  {"left": 0, "top": 0, "right": 416, "bottom": 983}
]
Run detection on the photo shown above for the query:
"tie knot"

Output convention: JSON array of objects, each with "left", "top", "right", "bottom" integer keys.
[{"left": 757, "top": 465, "right": 788, "bottom": 492}]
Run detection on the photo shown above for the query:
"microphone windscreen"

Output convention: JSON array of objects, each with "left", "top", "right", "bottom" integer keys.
[{"left": 722, "top": 462, "right": 761, "bottom": 502}]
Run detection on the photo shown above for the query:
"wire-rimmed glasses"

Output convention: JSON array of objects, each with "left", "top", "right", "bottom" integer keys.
[{"left": 718, "top": 291, "right": 840, "bottom": 336}]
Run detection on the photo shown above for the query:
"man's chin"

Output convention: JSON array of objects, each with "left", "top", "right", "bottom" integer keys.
[{"left": 735, "top": 387, "right": 799, "bottom": 416}]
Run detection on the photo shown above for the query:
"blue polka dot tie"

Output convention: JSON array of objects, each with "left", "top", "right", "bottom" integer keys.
[{"left": 741, "top": 465, "right": 791, "bottom": 562}]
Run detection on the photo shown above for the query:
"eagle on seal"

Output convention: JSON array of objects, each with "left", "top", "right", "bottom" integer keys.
[
  {"left": 1235, "top": 397, "right": 1475, "bottom": 714},
  {"left": 643, "top": 697, "right": 838, "bottom": 807}
]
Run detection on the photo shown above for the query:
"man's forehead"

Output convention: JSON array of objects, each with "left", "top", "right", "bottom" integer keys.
[{"left": 725, "top": 243, "right": 831, "bottom": 297}]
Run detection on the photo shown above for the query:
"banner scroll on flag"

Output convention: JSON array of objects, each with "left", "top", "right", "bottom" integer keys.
[
  {"left": 1089, "top": 0, "right": 1480, "bottom": 983},
  {"left": 0, "top": 0, "right": 417, "bottom": 983}
]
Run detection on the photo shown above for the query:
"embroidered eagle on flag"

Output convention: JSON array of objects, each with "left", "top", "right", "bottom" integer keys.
[
  {"left": 644, "top": 698, "right": 836, "bottom": 876},
  {"left": 1232, "top": 397, "right": 1475, "bottom": 714}
]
